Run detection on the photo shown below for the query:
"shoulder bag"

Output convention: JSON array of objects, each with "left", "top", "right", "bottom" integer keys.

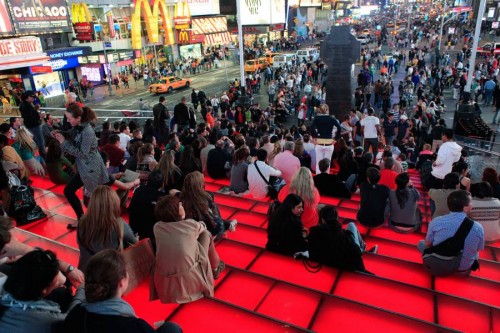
[{"left": 254, "top": 161, "right": 284, "bottom": 200}]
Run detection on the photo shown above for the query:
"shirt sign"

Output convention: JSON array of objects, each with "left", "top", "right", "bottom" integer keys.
[{"left": 0, "top": 37, "right": 43, "bottom": 58}]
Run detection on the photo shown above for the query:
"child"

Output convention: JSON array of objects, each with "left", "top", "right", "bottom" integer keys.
[{"left": 398, "top": 153, "right": 408, "bottom": 173}]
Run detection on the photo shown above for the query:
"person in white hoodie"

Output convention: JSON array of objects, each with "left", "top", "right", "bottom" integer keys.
[{"left": 429, "top": 129, "right": 462, "bottom": 189}]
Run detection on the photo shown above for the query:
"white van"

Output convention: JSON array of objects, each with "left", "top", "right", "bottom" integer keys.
[
  {"left": 273, "top": 53, "right": 297, "bottom": 69},
  {"left": 296, "top": 48, "right": 320, "bottom": 62}
]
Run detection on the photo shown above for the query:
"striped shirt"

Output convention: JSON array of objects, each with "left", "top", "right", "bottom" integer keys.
[
  {"left": 426, "top": 212, "right": 484, "bottom": 271},
  {"left": 470, "top": 198, "right": 500, "bottom": 242}
]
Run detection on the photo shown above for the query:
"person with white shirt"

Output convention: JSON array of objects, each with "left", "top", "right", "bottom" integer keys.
[
  {"left": 210, "top": 95, "right": 219, "bottom": 117},
  {"left": 360, "top": 108, "right": 380, "bottom": 162},
  {"left": 248, "top": 149, "right": 282, "bottom": 199},
  {"left": 429, "top": 128, "right": 462, "bottom": 189},
  {"left": 118, "top": 124, "right": 131, "bottom": 153}
]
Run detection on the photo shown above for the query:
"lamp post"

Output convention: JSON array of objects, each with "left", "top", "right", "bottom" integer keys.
[
  {"left": 464, "top": 0, "right": 486, "bottom": 96},
  {"left": 235, "top": 0, "right": 251, "bottom": 109},
  {"left": 439, "top": 1, "right": 448, "bottom": 51},
  {"left": 99, "top": 28, "right": 115, "bottom": 97}
]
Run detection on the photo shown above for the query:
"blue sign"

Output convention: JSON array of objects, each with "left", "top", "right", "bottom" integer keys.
[
  {"left": 47, "top": 57, "right": 80, "bottom": 71},
  {"left": 94, "top": 24, "right": 102, "bottom": 33},
  {"left": 47, "top": 47, "right": 92, "bottom": 60},
  {"left": 105, "top": 42, "right": 112, "bottom": 48}
]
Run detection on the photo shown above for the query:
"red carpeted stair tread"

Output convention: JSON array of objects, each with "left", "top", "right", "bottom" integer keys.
[
  {"left": 229, "top": 210, "right": 267, "bottom": 228},
  {"left": 21, "top": 214, "right": 72, "bottom": 241},
  {"left": 436, "top": 294, "right": 494, "bottom": 333},
  {"left": 25, "top": 237, "right": 79, "bottom": 266},
  {"left": 434, "top": 275, "right": 500, "bottom": 307},
  {"left": 213, "top": 193, "right": 255, "bottom": 210},
  {"left": 214, "top": 240, "right": 261, "bottom": 270},
  {"left": 224, "top": 223, "right": 267, "bottom": 248}
]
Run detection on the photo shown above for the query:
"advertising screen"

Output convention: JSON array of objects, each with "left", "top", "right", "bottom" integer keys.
[
  {"left": 81, "top": 65, "right": 103, "bottom": 82},
  {"left": 7, "top": 0, "right": 71, "bottom": 33},
  {"left": 33, "top": 72, "right": 64, "bottom": 96},
  {"left": 179, "top": 43, "right": 202, "bottom": 61},
  {"left": 187, "top": 0, "right": 220, "bottom": 16},
  {"left": 240, "top": 0, "right": 286, "bottom": 25},
  {"left": 0, "top": 0, "right": 13, "bottom": 35},
  {"left": 299, "top": 0, "right": 321, "bottom": 7}
]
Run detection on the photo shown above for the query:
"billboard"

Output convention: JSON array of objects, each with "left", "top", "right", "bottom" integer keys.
[
  {"left": 191, "top": 16, "right": 227, "bottom": 35},
  {"left": 131, "top": 0, "right": 175, "bottom": 49},
  {"left": 186, "top": 0, "right": 220, "bottom": 16},
  {"left": 240, "top": 0, "right": 286, "bottom": 25},
  {"left": 0, "top": 37, "right": 43, "bottom": 58},
  {"left": 299, "top": 0, "right": 321, "bottom": 7},
  {"left": 0, "top": 0, "right": 13, "bottom": 35},
  {"left": 8, "top": 0, "right": 71, "bottom": 33}
]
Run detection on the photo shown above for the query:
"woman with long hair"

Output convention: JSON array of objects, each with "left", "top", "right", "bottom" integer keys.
[
  {"left": 308, "top": 206, "right": 374, "bottom": 271},
  {"left": 482, "top": 167, "right": 500, "bottom": 199},
  {"left": 178, "top": 145, "right": 201, "bottom": 176},
  {"left": 54, "top": 104, "right": 110, "bottom": 224},
  {"left": 45, "top": 139, "right": 73, "bottom": 185},
  {"left": 12, "top": 128, "right": 45, "bottom": 176},
  {"left": 63, "top": 249, "right": 182, "bottom": 333},
  {"left": 266, "top": 193, "right": 307, "bottom": 256},
  {"left": 77, "top": 186, "right": 137, "bottom": 271},
  {"left": 470, "top": 182, "right": 500, "bottom": 242},
  {"left": 155, "top": 149, "right": 182, "bottom": 192},
  {"left": 278, "top": 167, "right": 320, "bottom": 230},
  {"left": 151, "top": 195, "right": 224, "bottom": 304},
  {"left": 230, "top": 146, "right": 250, "bottom": 194},
  {"left": 136, "top": 143, "right": 157, "bottom": 184},
  {"left": 388, "top": 172, "right": 421, "bottom": 231},
  {"left": 268, "top": 141, "right": 282, "bottom": 167},
  {"left": 179, "top": 171, "right": 236, "bottom": 237}
]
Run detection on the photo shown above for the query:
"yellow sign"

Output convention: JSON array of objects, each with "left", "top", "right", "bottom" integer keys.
[
  {"left": 131, "top": 0, "right": 175, "bottom": 49},
  {"left": 178, "top": 30, "right": 190, "bottom": 44},
  {"left": 174, "top": 1, "right": 191, "bottom": 30},
  {"left": 71, "top": 3, "right": 92, "bottom": 23}
]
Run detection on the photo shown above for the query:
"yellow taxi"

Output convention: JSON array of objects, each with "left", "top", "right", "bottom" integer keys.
[
  {"left": 244, "top": 59, "right": 269, "bottom": 73},
  {"left": 149, "top": 76, "right": 191, "bottom": 94},
  {"left": 262, "top": 52, "right": 281, "bottom": 65}
]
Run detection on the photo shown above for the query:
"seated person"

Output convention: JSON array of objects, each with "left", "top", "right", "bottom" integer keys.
[
  {"left": 307, "top": 206, "right": 376, "bottom": 271},
  {"left": 129, "top": 170, "right": 166, "bottom": 242},
  {"left": 379, "top": 150, "right": 403, "bottom": 174},
  {"left": 357, "top": 152, "right": 379, "bottom": 185},
  {"left": 0, "top": 249, "right": 72, "bottom": 333},
  {"left": 417, "top": 190, "right": 485, "bottom": 275},
  {"left": 469, "top": 182, "right": 500, "bottom": 242},
  {"left": 206, "top": 138, "right": 233, "bottom": 179},
  {"left": 229, "top": 146, "right": 250, "bottom": 194},
  {"left": 357, "top": 167, "right": 390, "bottom": 228},
  {"left": 45, "top": 139, "right": 74, "bottom": 185},
  {"left": 63, "top": 249, "right": 182, "bottom": 333},
  {"left": 247, "top": 149, "right": 282, "bottom": 199},
  {"left": 429, "top": 172, "right": 460, "bottom": 219},
  {"left": 266, "top": 194, "right": 308, "bottom": 256},
  {"left": 313, "top": 158, "right": 353, "bottom": 199},
  {"left": 100, "top": 134, "right": 124, "bottom": 174},
  {"left": 151, "top": 195, "right": 225, "bottom": 304},
  {"left": 378, "top": 157, "right": 398, "bottom": 190},
  {"left": 12, "top": 128, "right": 45, "bottom": 177},
  {"left": 388, "top": 173, "right": 421, "bottom": 231}
]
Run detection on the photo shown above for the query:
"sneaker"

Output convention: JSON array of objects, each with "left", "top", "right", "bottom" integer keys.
[
  {"left": 367, "top": 245, "right": 378, "bottom": 254},
  {"left": 229, "top": 220, "right": 237, "bottom": 232},
  {"left": 213, "top": 261, "right": 226, "bottom": 279}
]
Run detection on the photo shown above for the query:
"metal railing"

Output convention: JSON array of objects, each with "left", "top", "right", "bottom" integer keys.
[{"left": 455, "top": 135, "right": 500, "bottom": 181}]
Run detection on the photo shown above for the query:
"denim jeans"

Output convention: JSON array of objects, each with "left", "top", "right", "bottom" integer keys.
[
  {"left": 347, "top": 222, "right": 366, "bottom": 252},
  {"left": 27, "top": 125, "right": 46, "bottom": 158}
]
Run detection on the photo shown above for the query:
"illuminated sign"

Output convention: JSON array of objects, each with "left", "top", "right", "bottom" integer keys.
[
  {"left": 48, "top": 57, "right": 79, "bottom": 70},
  {"left": 81, "top": 65, "right": 102, "bottom": 82},
  {"left": 191, "top": 16, "right": 227, "bottom": 35},
  {"left": 47, "top": 46, "right": 92, "bottom": 60},
  {"left": 71, "top": 3, "right": 91, "bottom": 23},
  {"left": 186, "top": 0, "right": 220, "bottom": 16},
  {"left": 0, "top": 37, "right": 43, "bottom": 58},
  {"left": 8, "top": 0, "right": 72, "bottom": 33},
  {"left": 177, "top": 30, "right": 191, "bottom": 44},
  {"left": 240, "top": 0, "right": 286, "bottom": 25},
  {"left": 30, "top": 66, "right": 53, "bottom": 74},
  {"left": 174, "top": 1, "right": 191, "bottom": 29},
  {"left": 131, "top": 0, "right": 175, "bottom": 49},
  {"left": 0, "top": 0, "right": 13, "bottom": 35}
]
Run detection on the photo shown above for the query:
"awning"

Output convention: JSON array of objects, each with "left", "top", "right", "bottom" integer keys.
[
  {"left": 117, "top": 59, "right": 134, "bottom": 66},
  {"left": 0, "top": 55, "right": 51, "bottom": 71},
  {"left": 203, "top": 32, "right": 232, "bottom": 46}
]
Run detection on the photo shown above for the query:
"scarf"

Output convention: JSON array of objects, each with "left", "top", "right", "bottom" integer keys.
[{"left": 83, "top": 296, "right": 136, "bottom": 317}]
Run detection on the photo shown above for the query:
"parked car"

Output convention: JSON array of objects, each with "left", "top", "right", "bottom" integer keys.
[
  {"left": 149, "top": 76, "right": 191, "bottom": 94},
  {"left": 296, "top": 48, "right": 320, "bottom": 62},
  {"left": 477, "top": 42, "right": 500, "bottom": 54},
  {"left": 356, "top": 35, "right": 370, "bottom": 45}
]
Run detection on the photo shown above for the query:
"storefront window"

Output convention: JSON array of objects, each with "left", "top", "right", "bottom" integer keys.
[{"left": 33, "top": 72, "right": 63, "bottom": 96}]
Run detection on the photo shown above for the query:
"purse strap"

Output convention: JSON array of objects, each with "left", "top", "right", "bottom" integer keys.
[{"left": 254, "top": 161, "right": 270, "bottom": 185}]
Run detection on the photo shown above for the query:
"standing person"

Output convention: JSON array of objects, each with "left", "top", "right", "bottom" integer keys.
[
  {"left": 361, "top": 107, "right": 380, "bottom": 161},
  {"left": 152, "top": 96, "right": 170, "bottom": 145},
  {"left": 173, "top": 97, "right": 190, "bottom": 131},
  {"left": 428, "top": 129, "right": 462, "bottom": 189},
  {"left": 382, "top": 113, "right": 398, "bottom": 146},
  {"left": 54, "top": 104, "right": 110, "bottom": 226},
  {"left": 210, "top": 95, "right": 219, "bottom": 117},
  {"left": 18, "top": 91, "right": 45, "bottom": 159},
  {"left": 190, "top": 89, "right": 199, "bottom": 110},
  {"left": 310, "top": 104, "right": 341, "bottom": 173}
]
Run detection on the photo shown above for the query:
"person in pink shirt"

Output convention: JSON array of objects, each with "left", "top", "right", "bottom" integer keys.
[
  {"left": 273, "top": 141, "right": 301, "bottom": 185},
  {"left": 278, "top": 167, "right": 320, "bottom": 230}
]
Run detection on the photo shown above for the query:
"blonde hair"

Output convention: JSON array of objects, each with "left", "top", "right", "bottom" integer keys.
[
  {"left": 289, "top": 167, "right": 315, "bottom": 204},
  {"left": 269, "top": 141, "right": 282, "bottom": 161},
  {"left": 78, "top": 186, "right": 123, "bottom": 250},
  {"left": 318, "top": 104, "right": 329, "bottom": 115},
  {"left": 293, "top": 139, "right": 305, "bottom": 157},
  {"left": 15, "top": 128, "right": 38, "bottom": 154}
]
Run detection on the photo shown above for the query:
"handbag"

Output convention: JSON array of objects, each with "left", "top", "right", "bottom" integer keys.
[
  {"left": 254, "top": 161, "right": 284, "bottom": 200},
  {"left": 7, "top": 185, "right": 46, "bottom": 226},
  {"left": 422, "top": 217, "right": 474, "bottom": 276},
  {"left": 122, "top": 238, "right": 155, "bottom": 296}
]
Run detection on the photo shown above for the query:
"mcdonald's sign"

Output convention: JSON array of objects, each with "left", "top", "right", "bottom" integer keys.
[
  {"left": 174, "top": 1, "right": 191, "bottom": 30},
  {"left": 177, "top": 30, "right": 191, "bottom": 45},
  {"left": 71, "top": 3, "right": 92, "bottom": 23},
  {"left": 131, "top": 0, "right": 175, "bottom": 50}
]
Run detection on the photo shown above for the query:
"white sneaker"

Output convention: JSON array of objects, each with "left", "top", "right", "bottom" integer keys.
[{"left": 229, "top": 220, "right": 237, "bottom": 232}]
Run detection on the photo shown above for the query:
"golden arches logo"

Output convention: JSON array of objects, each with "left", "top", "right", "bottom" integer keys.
[
  {"left": 71, "top": 3, "right": 92, "bottom": 23},
  {"left": 131, "top": 0, "right": 175, "bottom": 50},
  {"left": 178, "top": 30, "right": 190, "bottom": 44}
]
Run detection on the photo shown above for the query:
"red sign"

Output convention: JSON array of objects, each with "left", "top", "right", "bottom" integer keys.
[
  {"left": 30, "top": 66, "right": 53, "bottom": 73},
  {"left": 107, "top": 12, "right": 115, "bottom": 38},
  {"left": 174, "top": 16, "right": 191, "bottom": 30},
  {"left": 191, "top": 34, "right": 205, "bottom": 44},
  {"left": 74, "top": 22, "right": 93, "bottom": 41},
  {"left": 0, "top": 37, "right": 43, "bottom": 58},
  {"left": 177, "top": 30, "right": 191, "bottom": 44},
  {"left": 270, "top": 23, "right": 285, "bottom": 31}
]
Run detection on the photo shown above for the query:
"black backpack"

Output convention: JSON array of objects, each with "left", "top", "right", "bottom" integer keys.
[{"left": 422, "top": 217, "right": 474, "bottom": 276}]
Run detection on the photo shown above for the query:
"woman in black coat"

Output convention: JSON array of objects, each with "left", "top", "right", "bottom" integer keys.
[{"left": 266, "top": 194, "right": 307, "bottom": 256}]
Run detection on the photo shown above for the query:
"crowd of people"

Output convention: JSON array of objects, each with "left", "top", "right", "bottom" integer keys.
[{"left": 0, "top": 16, "right": 498, "bottom": 332}]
